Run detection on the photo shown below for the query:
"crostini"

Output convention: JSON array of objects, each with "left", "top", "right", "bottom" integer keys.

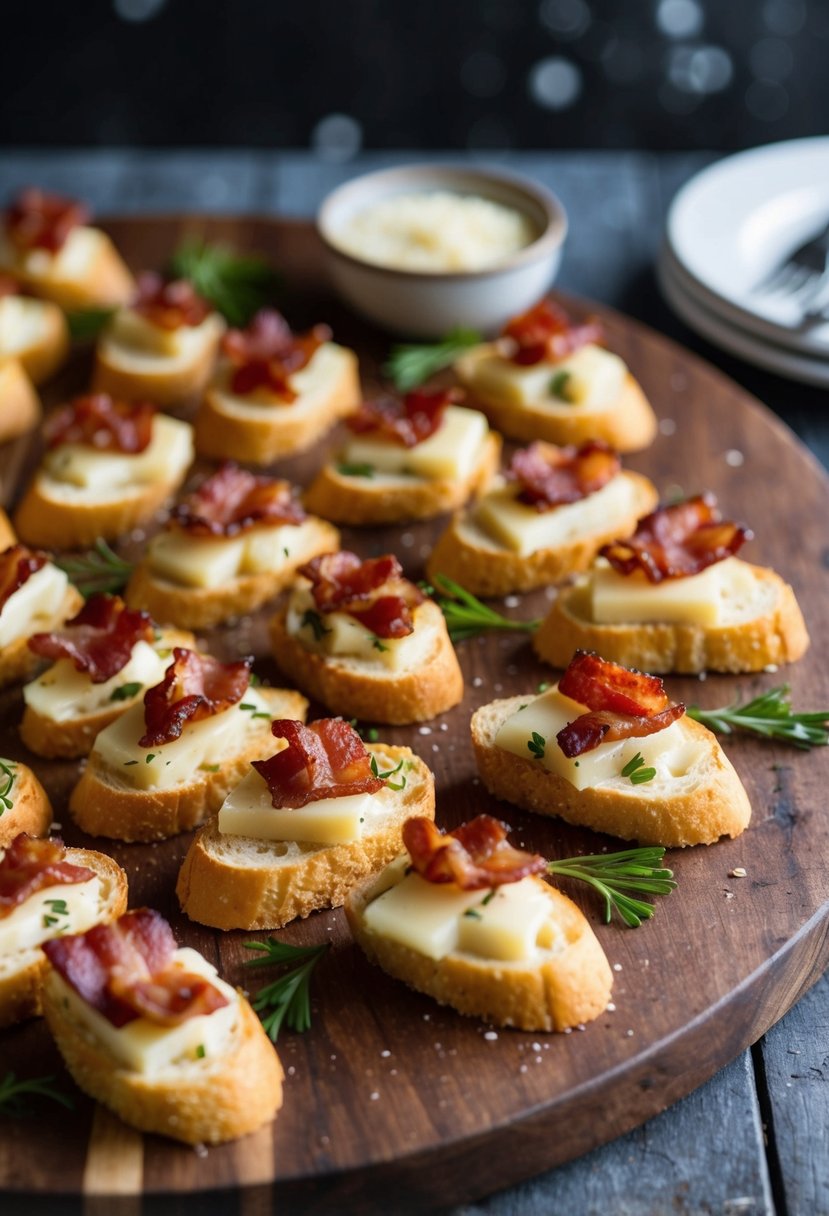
[
  {"left": 125, "top": 462, "right": 340, "bottom": 630},
  {"left": 304, "top": 387, "right": 500, "bottom": 525},
  {"left": 194, "top": 308, "right": 361, "bottom": 464},
  {"left": 13, "top": 394, "right": 194, "bottom": 550},
  {"left": 346, "top": 814, "right": 613, "bottom": 1032},
  {"left": 0, "top": 274, "right": 69, "bottom": 384},
  {"left": 427, "top": 440, "right": 659, "bottom": 596},
  {"left": 178, "top": 716, "right": 436, "bottom": 929},
  {"left": 454, "top": 298, "right": 657, "bottom": 452},
  {"left": 21, "top": 594, "right": 194, "bottom": 759},
  {"left": 0, "top": 188, "right": 134, "bottom": 311},
  {"left": 534, "top": 495, "right": 810, "bottom": 673},
  {"left": 0, "top": 356, "right": 41, "bottom": 444},
  {"left": 472, "top": 650, "right": 751, "bottom": 847},
  {"left": 0, "top": 833, "right": 127, "bottom": 1029},
  {"left": 93, "top": 272, "right": 225, "bottom": 406},
  {"left": 41, "top": 906, "right": 283, "bottom": 1144},
  {"left": 0, "top": 544, "right": 83, "bottom": 687},
  {"left": 70, "top": 648, "right": 308, "bottom": 842},
  {"left": 269, "top": 551, "right": 464, "bottom": 724},
  {"left": 0, "top": 762, "right": 53, "bottom": 846}
]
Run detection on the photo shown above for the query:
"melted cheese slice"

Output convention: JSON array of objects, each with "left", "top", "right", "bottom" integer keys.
[
  {"left": 285, "top": 586, "right": 436, "bottom": 673},
  {"left": 0, "top": 876, "right": 100, "bottom": 955},
  {"left": 495, "top": 685, "right": 705, "bottom": 791},
  {"left": 99, "top": 310, "right": 224, "bottom": 372},
  {"left": 474, "top": 473, "right": 637, "bottom": 556},
  {"left": 0, "top": 226, "right": 104, "bottom": 281},
  {"left": 42, "top": 413, "right": 193, "bottom": 496},
  {"left": 147, "top": 519, "right": 323, "bottom": 590},
  {"left": 0, "top": 295, "right": 51, "bottom": 356},
  {"left": 457, "top": 343, "right": 626, "bottom": 411},
  {"left": 211, "top": 343, "right": 351, "bottom": 418},
  {"left": 50, "top": 947, "right": 240, "bottom": 1074},
  {"left": 0, "top": 563, "right": 69, "bottom": 649},
  {"left": 218, "top": 767, "right": 374, "bottom": 844},
  {"left": 338, "top": 405, "right": 489, "bottom": 481},
  {"left": 589, "top": 556, "right": 760, "bottom": 627},
  {"left": 23, "top": 639, "right": 169, "bottom": 722}
]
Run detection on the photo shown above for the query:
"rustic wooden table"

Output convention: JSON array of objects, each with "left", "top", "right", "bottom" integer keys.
[{"left": 0, "top": 149, "right": 827, "bottom": 1216}]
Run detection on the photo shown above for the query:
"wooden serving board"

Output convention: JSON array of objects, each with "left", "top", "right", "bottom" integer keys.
[{"left": 1, "top": 218, "right": 828, "bottom": 1213}]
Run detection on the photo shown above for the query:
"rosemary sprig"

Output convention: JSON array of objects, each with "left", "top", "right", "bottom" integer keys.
[
  {"left": 66, "top": 307, "right": 115, "bottom": 341},
  {"left": 56, "top": 539, "right": 134, "bottom": 598},
  {"left": 424, "top": 574, "right": 540, "bottom": 643},
  {"left": 169, "top": 239, "right": 281, "bottom": 327},
  {"left": 383, "top": 326, "right": 482, "bottom": 392},
  {"left": 243, "top": 939, "right": 330, "bottom": 1040},
  {"left": 548, "top": 846, "right": 677, "bottom": 928},
  {"left": 687, "top": 684, "right": 829, "bottom": 750},
  {"left": 0, "top": 1071, "right": 74, "bottom": 1115}
]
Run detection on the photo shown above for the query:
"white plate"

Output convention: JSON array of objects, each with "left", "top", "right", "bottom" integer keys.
[
  {"left": 657, "top": 247, "right": 829, "bottom": 388},
  {"left": 666, "top": 138, "right": 829, "bottom": 355}
]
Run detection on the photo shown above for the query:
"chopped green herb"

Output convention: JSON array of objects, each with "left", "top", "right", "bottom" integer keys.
[
  {"left": 369, "top": 754, "right": 407, "bottom": 791},
  {"left": 145, "top": 753, "right": 156, "bottom": 764},
  {"left": 123, "top": 759, "right": 139, "bottom": 766},
  {"left": 383, "top": 326, "right": 483, "bottom": 392},
  {"left": 0, "top": 760, "right": 16, "bottom": 813},
  {"left": 481, "top": 889, "right": 496, "bottom": 906},
  {"left": 110, "top": 682, "right": 142, "bottom": 702},
  {"left": 282, "top": 547, "right": 290, "bottom": 558},
  {"left": 463, "top": 907, "right": 483, "bottom": 920},
  {"left": 527, "top": 731, "right": 546, "bottom": 760},
  {"left": 195, "top": 1044, "right": 206, "bottom": 1059},
  {"left": 537, "top": 682, "right": 550, "bottom": 693},
  {"left": 45, "top": 899, "right": 68, "bottom": 915},
  {"left": 620, "top": 752, "right": 656, "bottom": 784},
  {"left": 301, "top": 608, "right": 330, "bottom": 642},
  {"left": 243, "top": 938, "right": 330, "bottom": 1040},
  {"left": 199, "top": 763, "right": 221, "bottom": 773},
  {"left": 371, "top": 636, "right": 389, "bottom": 653},
  {"left": 367, "top": 727, "right": 379, "bottom": 742},
  {"left": 239, "top": 702, "right": 271, "bottom": 720},
  {"left": 42, "top": 915, "right": 59, "bottom": 929},
  {"left": 549, "top": 370, "right": 573, "bottom": 400},
  {"left": 337, "top": 463, "right": 375, "bottom": 478}
]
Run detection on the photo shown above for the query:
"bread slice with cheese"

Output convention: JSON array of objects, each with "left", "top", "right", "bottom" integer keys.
[
  {"left": 0, "top": 559, "right": 83, "bottom": 689},
  {"left": 0, "top": 761, "right": 53, "bottom": 847},
  {"left": 0, "top": 293, "right": 69, "bottom": 385},
  {"left": 0, "top": 357, "right": 41, "bottom": 444},
  {"left": 455, "top": 343, "right": 657, "bottom": 452},
  {"left": 533, "top": 558, "right": 810, "bottom": 674},
  {"left": 177, "top": 744, "right": 435, "bottom": 930},
  {"left": 0, "top": 224, "right": 134, "bottom": 311},
  {"left": 92, "top": 307, "right": 226, "bottom": 406}
]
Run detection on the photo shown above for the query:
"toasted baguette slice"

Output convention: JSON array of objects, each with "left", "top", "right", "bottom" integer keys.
[
  {"left": 41, "top": 957, "right": 282, "bottom": 1144},
  {"left": 427, "top": 470, "right": 658, "bottom": 596},
  {"left": 269, "top": 598, "right": 463, "bottom": 725},
  {"left": 0, "top": 583, "right": 84, "bottom": 689},
  {"left": 0, "top": 294, "right": 69, "bottom": 384},
  {"left": 0, "top": 225, "right": 135, "bottom": 311},
  {"left": 346, "top": 865, "right": 612, "bottom": 1032},
  {"left": 455, "top": 344, "right": 656, "bottom": 453},
  {"left": 92, "top": 311, "right": 225, "bottom": 406},
  {"left": 194, "top": 343, "right": 361, "bottom": 464},
  {"left": 533, "top": 561, "right": 810, "bottom": 674},
  {"left": 0, "top": 358, "right": 41, "bottom": 443},
  {"left": 0, "top": 510, "right": 14, "bottom": 549},
  {"left": 303, "top": 431, "right": 501, "bottom": 525},
  {"left": 125, "top": 517, "right": 341, "bottom": 631},
  {"left": 177, "top": 745, "right": 435, "bottom": 930},
  {"left": 69, "top": 686, "right": 309, "bottom": 842},
  {"left": 0, "top": 847, "right": 128, "bottom": 1029},
  {"left": 20, "top": 626, "right": 195, "bottom": 760},
  {"left": 471, "top": 694, "right": 751, "bottom": 847},
  {"left": 0, "top": 761, "right": 53, "bottom": 847}
]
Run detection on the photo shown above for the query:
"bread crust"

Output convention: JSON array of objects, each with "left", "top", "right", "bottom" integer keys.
[
  {"left": 0, "top": 761, "right": 53, "bottom": 846},
  {"left": 69, "top": 687, "right": 309, "bottom": 842},
  {"left": 0, "top": 847, "right": 128, "bottom": 1029},
  {"left": 41, "top": 976, "right": 283, "bottom": 1144},
  {"left": 125, "top": 517, "right": 341, "bottom": 631},
  {"left": 0, "top": 584, "right": 84, "bottom": 689},
  {"left": 533, "top": 562, "right": 811, "bottom": 674},
  {"left": 0, "top": 358, "right": 41, "bottom": 443},
  {"left": 177, "top": 746, "right": 436, "bottom": 930},
  {"left": 303, "top": 431, "right": 501, "bottom": 525},
  {"left": 2, "top": 230, "right": 135, "bottom": 311},
  {"left": 194, "top": 346, "right": 361, "bottom": 464},
  {"left": 92, "top": 315, "right": 225, "bottom": 406},
  {"left": 269, "top": 599, "right": 464, "bottom": 725},
  {"left": 427, "top": 470, "right": 659, "bottom": 596},
  {"left": 346, "top": 870, "right": 613, "bottom": 1032},
  {"left": 471, "top": 695, "right": 751, "bottom": 847},
  {"left": 3, "top": 298, "right": 70, "bottom": 385}
]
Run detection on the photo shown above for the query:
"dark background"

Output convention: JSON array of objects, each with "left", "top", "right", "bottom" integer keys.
[{"left": 1, "top": 0, "right": 826, "bottom": 153}]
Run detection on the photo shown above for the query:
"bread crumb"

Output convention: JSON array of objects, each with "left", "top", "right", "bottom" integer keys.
[
  {"left": 625, "top": 1029, "right": 634, "bottom": 1037},
  {"left": 418, "top": 726, "right": 432, "bottom": 735},
  {"left": 659, "top": 417, "right": 677, "bottom": 434},
  {"left": 606, "top": 1002, "right": 616, "bottom": 1012},
  {"left": 729, "top": 867, "right": 747, "bottom": 878},
  {"left": 724, "top": 890, "right": 735, "bottom": 899},
  {"left": 613, "top": 963, "right": 623, "bottom": 972}
]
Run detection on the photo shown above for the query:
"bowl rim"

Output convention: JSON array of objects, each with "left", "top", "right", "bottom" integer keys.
[{"left": 316, "top": 161, "right": 568, "bottom": 282}]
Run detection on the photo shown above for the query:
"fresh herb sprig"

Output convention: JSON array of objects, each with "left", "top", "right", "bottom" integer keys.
[
  {"left": 369, "top": 754, "right": 407, "bottom": 790},
  {"left": 66, "top": 307, "right": 115, "bottom": 341},
  {"left": 0, "top": 1071, "right": 73, "bottom": 1115},
  {"left": 620, "top": 752, "right": 656, "bottom": 785},
  {"left": 383, "top": 327, "right": 482, "bottom": 392},
  {"left": 688, "top": 684, "right": 829, "bottom": 750},
  {"left": 243, "top": 939, "right": 330, "bottom": 1040},
  {"left": 169, "top": 239, "right": 281, "bottom": 327},
  {"left": 424, "top": 574, "right": 540, "bottom": 643},
  {"left": 548, "top": 847, "right": 677, "bottom": 928},
  {"left": 56, "top": 539, "right": 134, "bottom": 598},
  {"left": 0, "top": 760, "right": 16, "bottom": 814}
]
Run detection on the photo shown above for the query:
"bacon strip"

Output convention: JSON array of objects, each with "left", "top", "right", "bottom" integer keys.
[
  {"left": 222, "top": 308, "right": 331, "bottom": 400},
  {"left": 0, "top": 834, "right": 94, "bottom": 919},
  {"left": 45, "top": 394, "right": 155, "bottom": 454},
  {"left": 403, "top": 815, "right": 546, "bottom": 891},
  {"left": 43, "top": 907, "right": 228, "bottom": 1029},
  {"left": 600, "top": 494, "right": 751, "bottom": 583},
  {"left": 299, "top": 551, "right": 424, "bottom": 640},
  {"left": 0, "top": 544, "right": 47, "bottom": 614},
  {"left": 253, "top": 718, "right": 383, "bottom": 808},
  {"left": 171, "top": 462, "right": 305, "bottom": 537},
  {"left": 5, "top": 188, "right": 89, "bottom": 254},
  {"left": 557, "top": 704, "right": 685, "bottom": 759},
  {"left": 27, "top": 594, "right": 155, "bottom": 683},
  {"left": 509, "top": 440, "right": 620, "bottom": 510},
  {"left": 133, "top": 271, "right": 212, "bottom": 331},
  {"left": 346, "top": 388, "right": 461, "bottom": 448},
  {"left": 502, "top": 299, "right": 603, "bottom": 366},
  {"left": 139, "top": 649, "right": 251, "bottom": 748}
]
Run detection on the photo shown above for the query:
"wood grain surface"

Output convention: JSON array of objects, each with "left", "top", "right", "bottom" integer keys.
[{"left": 1, "top": 217, "right": 828, "bottom": 1212}]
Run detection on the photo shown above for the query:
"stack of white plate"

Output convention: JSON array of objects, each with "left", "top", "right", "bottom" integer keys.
[{"left": 659, "top": 137, "right": 829, "bottom": 387}]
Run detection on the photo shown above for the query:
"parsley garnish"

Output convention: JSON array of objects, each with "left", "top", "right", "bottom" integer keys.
[
  {"left": 301, "top": 608, "right": 331, "bottom": 642},
  {"left": 195, "top": 1044, "right": 206, "bottom": 1059},
  {"left": 383, "top": 326, "right": 482, "bottom": 392},
  {"left": 110, "top": 682, "right": 142, "bottom": 702},
  {"left": 199, "top": 763, "right": 221, "bottom": 773},
  {"left": 527, "top": 731, "right": 546, "bottom": 760},
  {"left": 243, "top": 939, "right": 330, "bottom": 1040},
  {"left": 337, "top": 463, "right": 375, "bottom": 478},
  {"left": 463, "top": 907, "right": 483, "bottom": 920},
  {"left": 549, "top": 370, "right": 573, "bottom": 400},
  {"left": 548, "top": 847, "right": 677, "bottom": 928},
  {"left": 371, "top": 636, "right": 389, "bottom": 653},
  {"left": 0, "top": 1071, "right": 74, "bottom": 1115},
  {"left": 239, "top": 702, "right": 271, "bottom": 720},
  {"left": 0, "top": 760, "right": 16, "bottom": 814},
  {"left": 369, "top": 754, "right": 407, "bottom": 790},
  {"left": 145, "top": 753, "right": 156, "bottom": 764},
  {"left": 169, "top": 239, "right": 282, "bottom": 327},
  {"left": 621, "top": 752, "right": 656, "bottom": 784},
  {"left": 688, "top": 684, "right": 829, "bottom": 750}
]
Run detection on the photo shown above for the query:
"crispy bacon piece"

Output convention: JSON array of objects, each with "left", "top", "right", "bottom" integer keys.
[
  {"left": 599, "top": 494, "right": 751, "bottom": 583},
  {"left": 133, "top": 271, "right": 212, "bottom": 331},
  {"left": 509, "top": 440, "right": 620, "bottom": 510},
  {"left": 27, "top": 594, "right": 155, "bottom": 684},
  {"left": 403, "top": 815, "right": 546, "bottom": 890},
  {"left": 502, "top": 299, "right": 603, "bottom": 366},
  {"left": 45, "top": 394, "right": 155, "bottom": 454},
  {"left": 43, "top": 907, "right": 228, "bottom": 1029},
  {"left": 0, "top": 274, "right": 20, "bottom": 298},
  {"left": 221, "top": 308, "right": 331, "bottom": 400},
  {"left": 557, "top": 703, "right": 685, "bottom": 758},
  {"left": 253, "top": 718, "right": 383, "bottom": 808},
  {"left": 139, "top": 648, "right": 251, "bottom": 748},
  {"left": 5, "top": 188, "right": 89, "bottom": 254},
  {"left": 0, "top": 834, "right": 95, "bottom": 919},
  {"left": 0, "top": 544, "right": 47, "bottom": 614},
  {"left": 346, "top": 388, "right": 461, "bottom": 448},
  {"left": 299, "top": 551, "right": 424, "bottom": 640},
  {"left": 171, "top": 462, "right": 305, "bottom": 537}
]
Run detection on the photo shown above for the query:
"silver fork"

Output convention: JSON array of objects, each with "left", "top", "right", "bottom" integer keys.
[{"left": 756, "top": 217, "right": 829, "bottom": 305}]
